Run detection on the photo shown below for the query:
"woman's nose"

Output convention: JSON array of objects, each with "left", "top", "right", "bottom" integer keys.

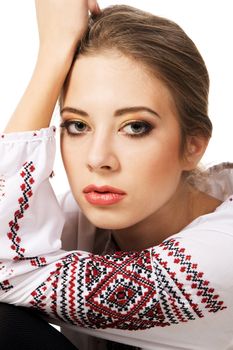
[{"left": 86, "top": 134, "right": 120, "bottom": 173}]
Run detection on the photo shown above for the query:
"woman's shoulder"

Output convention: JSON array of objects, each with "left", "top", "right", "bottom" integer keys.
[
  {"left": 194, "top": 162, "right": 233, "bottom": 201},
  {"left": 170, "top": 193, "right": 233, "bottom": 242},
  {"left": 163, "top": 194, "right": 233, "bottom": 286},
  {"left": 168, "top": 162, "right": 233, "bottom": 242}
]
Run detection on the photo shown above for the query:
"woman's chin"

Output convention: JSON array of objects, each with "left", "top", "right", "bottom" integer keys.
[
  {"left": 84, "top": 212, "right": 133, "bottom": 231},
  {"left": 77, "top": 200, "right": 139, "bottom": 230},
  {"left": 89, "top": 219, "right": 128, "bottom": 230}
]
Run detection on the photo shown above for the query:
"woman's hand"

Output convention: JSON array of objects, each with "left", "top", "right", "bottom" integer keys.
[{"left": 35, "top": 0, "right": 101, "bottom": 53}]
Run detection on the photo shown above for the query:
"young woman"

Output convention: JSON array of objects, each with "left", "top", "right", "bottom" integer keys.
[{"left": 1, "top": 1, "right": 233, "bottom": 349}]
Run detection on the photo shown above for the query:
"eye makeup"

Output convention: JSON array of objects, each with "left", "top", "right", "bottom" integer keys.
[
  {"left": 60, "top": 120, "right": 90, "bottom": 136},
  {"left": 119, "top": 120, "right": 154, "bottom": 138},
  {"left": 60, "top": 119, "right": 154, "bottom": 139}
]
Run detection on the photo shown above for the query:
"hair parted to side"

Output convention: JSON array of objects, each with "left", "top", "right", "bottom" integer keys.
[{"left": 73, "top": 4, "right": 212, "bottom": 155}]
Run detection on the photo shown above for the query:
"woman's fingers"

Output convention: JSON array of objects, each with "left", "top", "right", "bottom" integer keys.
[
  {"left": 88, "top": 0, "right": 101, "bottom": 15},
  {"left": 35, "top": 0, "right": 92, "bottom": 49},
  {"left": 35, "top": 0, "right": 101, "bottom": 48}
]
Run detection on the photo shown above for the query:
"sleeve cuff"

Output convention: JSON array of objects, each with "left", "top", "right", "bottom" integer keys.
[{"left": 0, "top": 126, "right": 56, "bottom": 143}]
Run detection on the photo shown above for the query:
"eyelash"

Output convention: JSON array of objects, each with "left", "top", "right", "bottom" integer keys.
[
  {"left": 120, "top": 120, "right": 153, "bottom": 138},
  {"left": 60, "top": 120, "right": 154, "bottom": 138}
]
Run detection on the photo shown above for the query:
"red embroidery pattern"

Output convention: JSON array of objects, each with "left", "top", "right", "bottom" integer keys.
[
  {"left": 30, "top": 253, "right": 82, "bottom": 325},
  {"left": 30, "top": 257, "right": 47, "bottom": 267},
  {"left": 29, "top": 239, "right": 227, "bottom": 330},
  {"left": 5, "top": 161, "right": 47, "bottom": 268},
  {"left": 0, "top": 279, "right": 13, "bottom": 292},
  {"left": 7, "top": 161, "right": 35, "bottom": 260},
  {"left": 152, "top": 239, "right": 226, "bottom": 324}
]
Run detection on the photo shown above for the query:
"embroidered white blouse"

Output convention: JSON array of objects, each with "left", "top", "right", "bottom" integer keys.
[{"left": 1, "top": 126, "right": 233, "bottom": 350}]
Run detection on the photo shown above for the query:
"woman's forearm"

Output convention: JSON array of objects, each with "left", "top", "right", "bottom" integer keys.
[
  {"left": 4, "top": 0, "right": 100, "bottom": 133},
  {"left": 4, "top": 47, "right": 74, "bottom": 133}
]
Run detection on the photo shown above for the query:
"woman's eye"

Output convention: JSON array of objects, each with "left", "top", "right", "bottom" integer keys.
[
  {"left": 121, "top": 121, "right": 153, "bottom": 138},
  {"left": 60, "top": 120, "right": 90, "bottom": 135}
]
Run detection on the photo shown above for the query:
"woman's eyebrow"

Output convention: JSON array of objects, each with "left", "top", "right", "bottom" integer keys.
[
  {"left": 61, "top": 107, "right": 88, "bottom": 117},
  {"left": 60, "top": 106, "right": 160, "bottom": 118},
  {"left": 114, "top": 106, "right": 160, "bottom": 118}
]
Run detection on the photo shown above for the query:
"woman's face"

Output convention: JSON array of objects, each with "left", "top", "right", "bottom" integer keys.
[{"left": 60, "top": 52, "right": 189, "bottom": 230}]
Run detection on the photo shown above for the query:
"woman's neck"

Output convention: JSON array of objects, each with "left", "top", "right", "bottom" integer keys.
[{"left": 112, "top": 185, "right": 222, "bottom": 252}]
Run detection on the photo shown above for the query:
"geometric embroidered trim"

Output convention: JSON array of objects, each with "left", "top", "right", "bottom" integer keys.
[
  {"left": 29, "top": 239, "right": 227, "bottom": 330},
  {"left": 7, "top": 161, "right": 35, "bottom": 260},
  {"left": 5, "top": 161, "right": 47, "bottom": 270},
  {"left": 0, "top": 279, "right": 14, "bottom": 292}
]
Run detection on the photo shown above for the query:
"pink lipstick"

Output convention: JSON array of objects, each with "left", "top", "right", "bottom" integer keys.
[{"left": 83, "top": 185, "right": 126, "bottom": 205}]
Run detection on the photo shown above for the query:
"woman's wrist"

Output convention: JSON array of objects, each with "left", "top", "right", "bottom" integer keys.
[{"left": 37, "top": 42, "right": 77, "bottom": 73}]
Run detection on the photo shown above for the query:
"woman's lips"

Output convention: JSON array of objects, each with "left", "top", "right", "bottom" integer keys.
[{"left": 83, "top": 185, "right": 126, "bottom": 205}]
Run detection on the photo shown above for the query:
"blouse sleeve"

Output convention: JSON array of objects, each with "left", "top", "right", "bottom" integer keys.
[
  {"left": 0, "top": 126, "right": 65, "bottom": 258},
  {"left": 0, "top": 128, "right": 229, "bottom": 331}
]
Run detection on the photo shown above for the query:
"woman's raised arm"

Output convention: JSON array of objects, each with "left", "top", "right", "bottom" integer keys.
[{"left": 4, "top": 0, "right": 100, "bottom": 133}]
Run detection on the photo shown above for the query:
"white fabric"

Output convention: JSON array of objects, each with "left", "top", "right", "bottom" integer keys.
[{"left": 0, "top": 127, "right": 233, "bottom": 350}]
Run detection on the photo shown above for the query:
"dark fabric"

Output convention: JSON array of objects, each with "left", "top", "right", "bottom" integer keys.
[
  {"left": 0, "top": 302, "right": 78, "bottom": 349},
  {"left": 107, "top": 340, "right": 140, "bottom": 350}
]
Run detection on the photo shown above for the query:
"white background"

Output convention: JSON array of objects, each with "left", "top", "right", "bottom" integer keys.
[{"left": 0, "top": 0, "right": 232, "bottom": 194}]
